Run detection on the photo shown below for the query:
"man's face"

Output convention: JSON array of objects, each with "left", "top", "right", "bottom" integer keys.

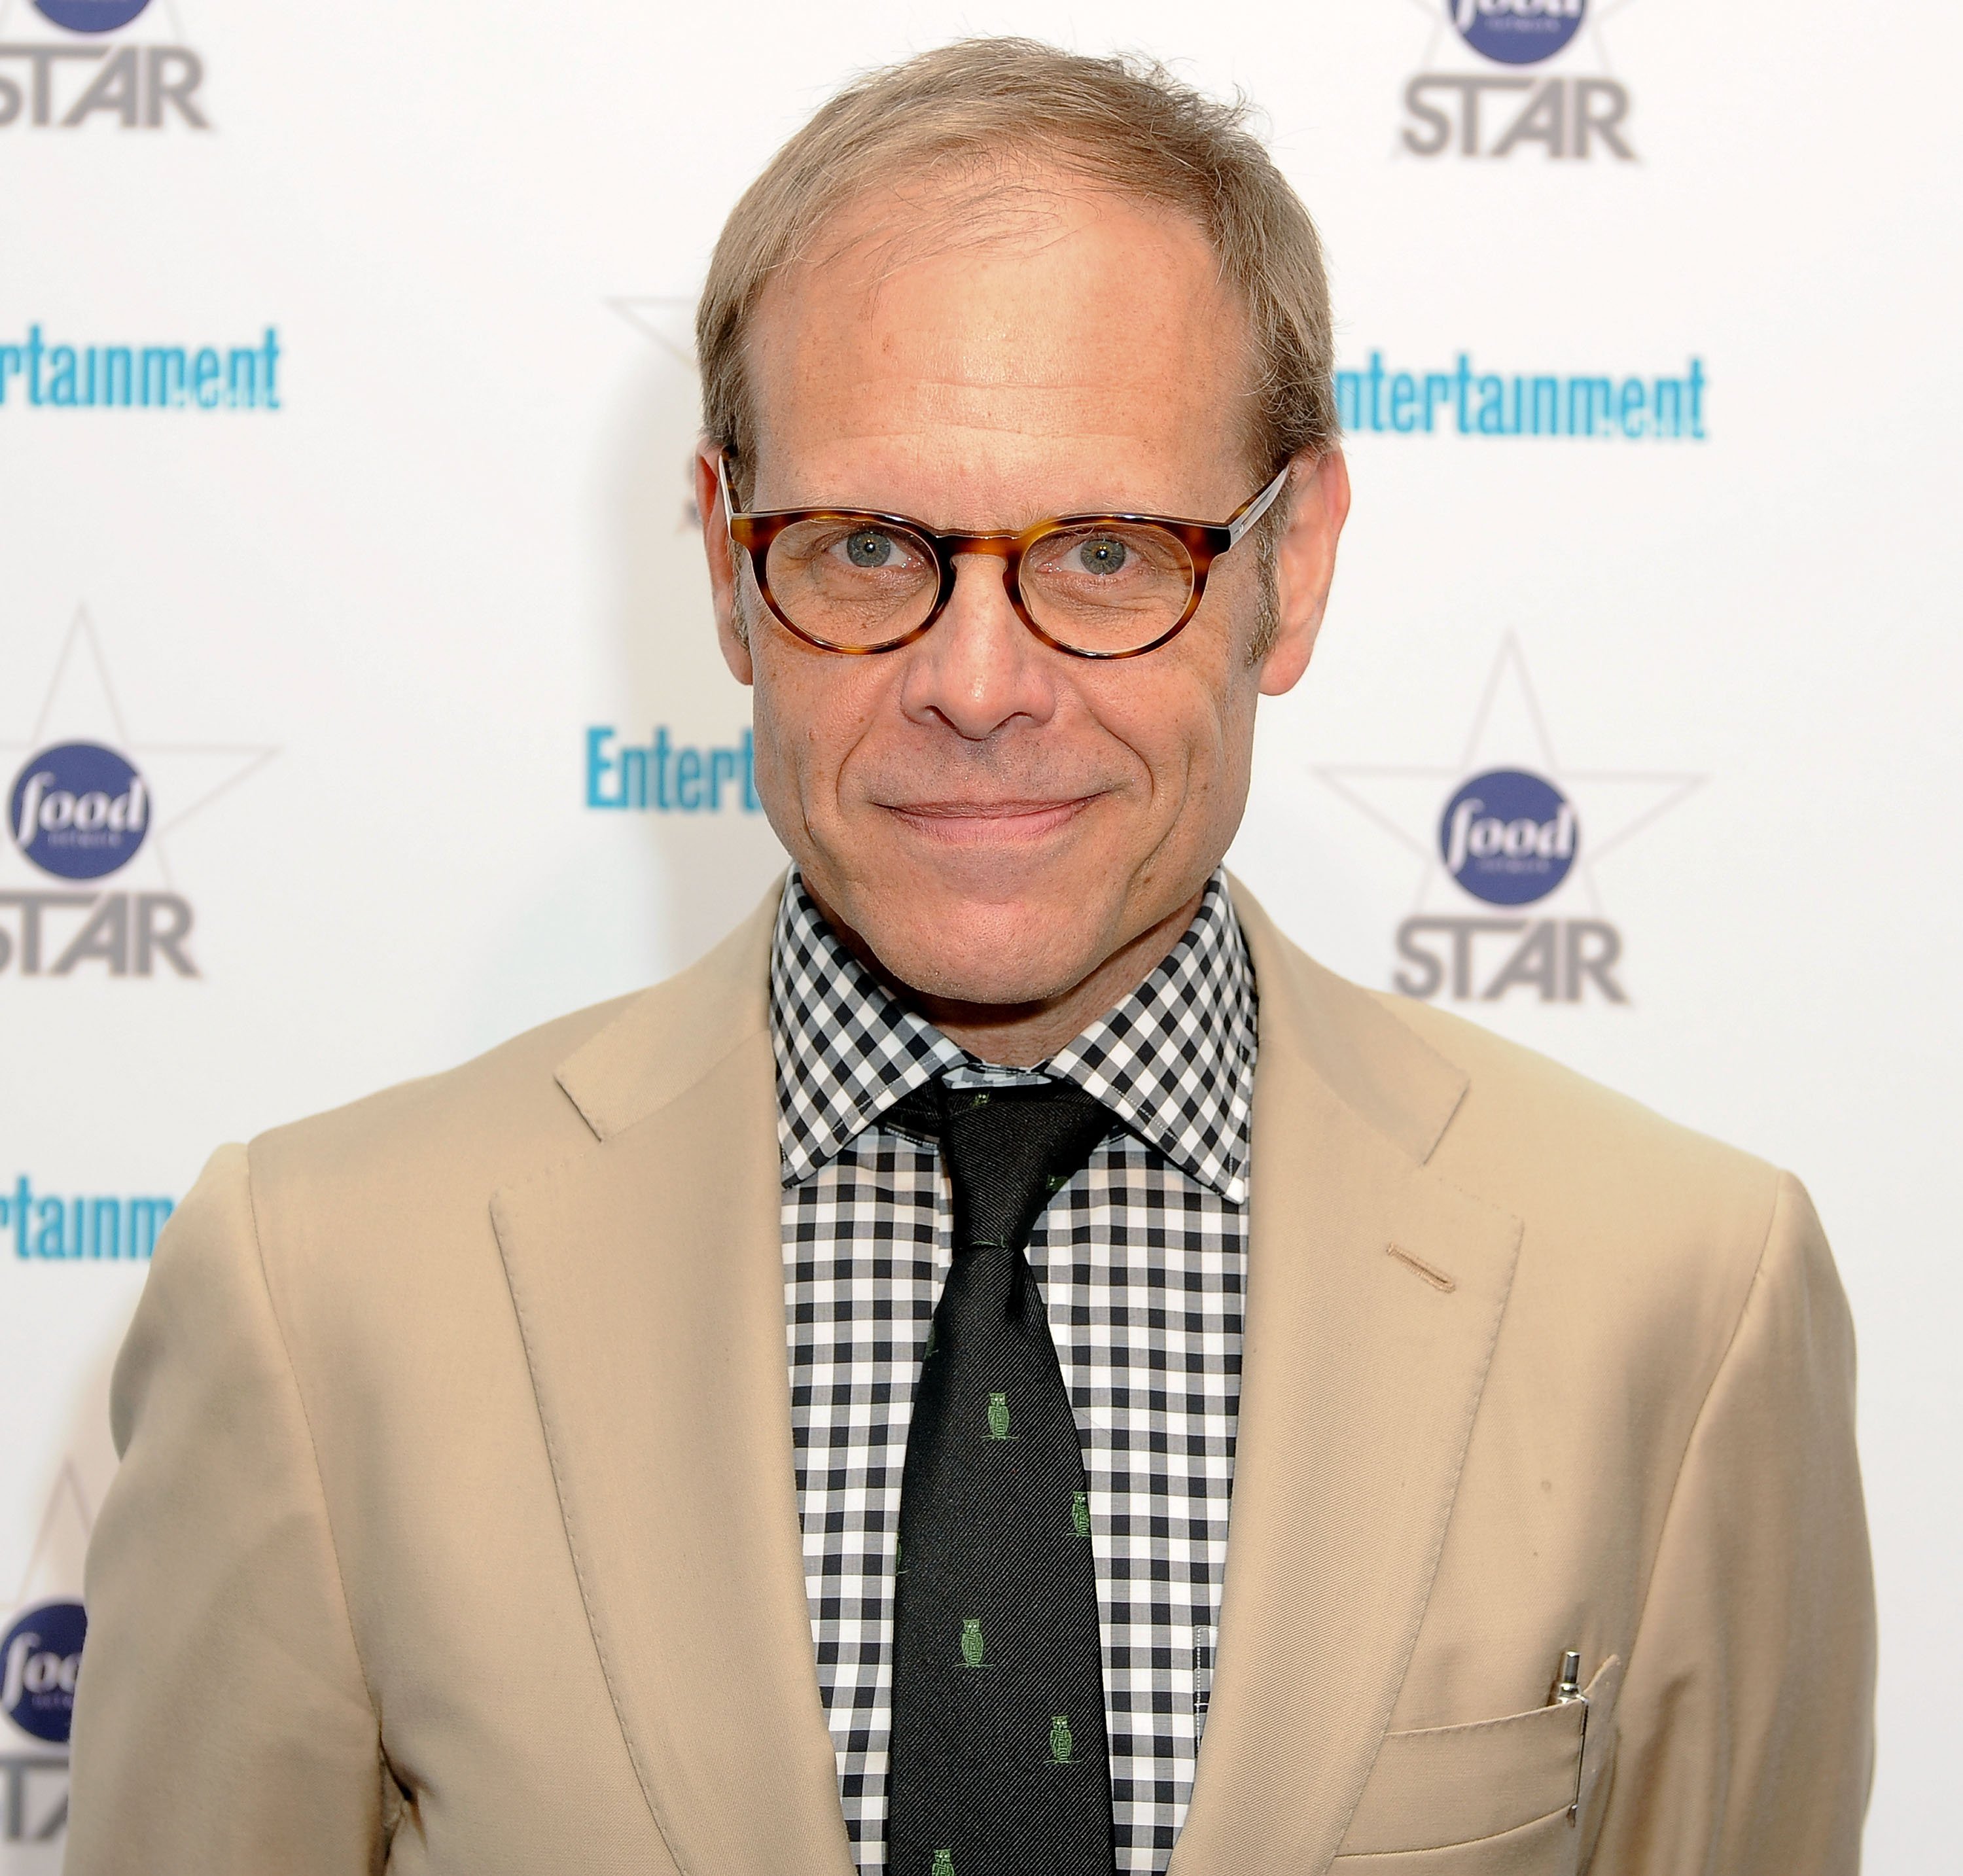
[{"left": 699, "top": 177, "right": 1346, "bottom": 1010}]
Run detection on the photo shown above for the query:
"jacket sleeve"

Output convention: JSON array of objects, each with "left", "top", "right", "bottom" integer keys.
[
  {"left": 1590, "top": 1171, "right": 1875, "bottom": 1875},
  {"left": 65, "top": 1144, "right": 388, "bottom": 1876}
]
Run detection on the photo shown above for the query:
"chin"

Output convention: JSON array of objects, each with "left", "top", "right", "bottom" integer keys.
[{"left": 851, "top": 880, "right": 1114, "bottom": 1008}]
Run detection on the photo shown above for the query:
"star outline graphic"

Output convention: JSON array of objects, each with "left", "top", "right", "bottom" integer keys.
[
  {"left": 1, "top": 606, "right": 278, "bottom": 895},
  {"left": 1312, "top": 633, "right": 1704, "bottom": 925}
]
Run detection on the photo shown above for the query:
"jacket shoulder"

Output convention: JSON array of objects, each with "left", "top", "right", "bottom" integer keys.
[
  {"left": 232, "top": 887, "right": 778, "bottom": 1292},
  {"left": 247, "top": 991, "right": 637, "bottom": 1207},
  {"left": 1371, "top": 987, "right": 1785, "bottom": 1285},
  {"left": 247, "top": 880, "right": 783, "bottom": 1205}
]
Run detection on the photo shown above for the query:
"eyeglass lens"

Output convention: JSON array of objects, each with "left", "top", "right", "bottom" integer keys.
[{"left": 760, "top": 517, "right": 1197, "bottom": 653}]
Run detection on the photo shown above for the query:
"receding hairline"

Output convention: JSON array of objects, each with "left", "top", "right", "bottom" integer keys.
[
  {"left": 737, "top": 159, "right": 1262, "bottom": 477},
  {"left": 699, "top": 43, "right": 1338, "bottom": 478},
  {"left": 772, "top": 133, "right": 1231, "bottom": 287}
]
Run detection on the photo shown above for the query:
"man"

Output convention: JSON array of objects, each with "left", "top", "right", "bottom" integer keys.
[{"left": 65, "top": 38, "right": 1872, "bottom": 1876}]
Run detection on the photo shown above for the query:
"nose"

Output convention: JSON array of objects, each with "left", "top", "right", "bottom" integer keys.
[{"left": 895, "top": 546, "right": 1057, "bottom": 741}]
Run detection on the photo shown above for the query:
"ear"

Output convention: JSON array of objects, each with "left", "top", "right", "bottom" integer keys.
[
  {"left": 1256, "top": 448, "right": 1351, "bottom": 698},
  {"left": 696, "top": 444, "right": 754, "bottom": 686}
]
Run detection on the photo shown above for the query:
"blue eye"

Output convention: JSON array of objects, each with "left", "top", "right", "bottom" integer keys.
[{"left": 845, "top": 530, "right": 896, "bottom": 569}]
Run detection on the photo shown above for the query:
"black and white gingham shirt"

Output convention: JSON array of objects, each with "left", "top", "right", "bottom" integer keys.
[{"left": 773, "top": 870, "right": 1255, "bottom": 1875}]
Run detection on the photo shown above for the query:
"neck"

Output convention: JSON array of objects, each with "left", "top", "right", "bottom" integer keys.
[{"left": 809, "top": 885, "right": 1207, "bottom": 1067}]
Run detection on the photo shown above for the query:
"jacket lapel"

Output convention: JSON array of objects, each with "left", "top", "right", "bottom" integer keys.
[
  {"left": 492, "top": 890, "right": 857, "bottom": 1876},
  {"left": 491, "top": 876, "right": 1517, "bottom": 1876},
  {"left": 1171, "top": 888, "right": 1523, "bottom": 1876}
]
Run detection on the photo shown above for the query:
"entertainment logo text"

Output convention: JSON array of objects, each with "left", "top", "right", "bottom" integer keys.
[
  {"left": 586, "top": 728, "right": 763, "bottom": 814},
  {"left": 1338, "top": 353, "right": 1706, "bottom": 440}
]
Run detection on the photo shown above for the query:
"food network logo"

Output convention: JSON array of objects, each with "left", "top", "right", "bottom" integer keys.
[
  {"left": 1, "top": 1597, "right": 80, "bottom": 1839},
  {"left": 1316, "top": 637, "right": 1701, "bottom": 1004},
  {"left": 1, "top": 608, "right": 274, "bottom": 978},
  {"left": 1399, "top": 0, "right": 1639, "bottom": 162},
  {"left": 0, "top": 0, "right": 208, "bottom": 131},
  {"left": 3, "top": 1603, "right": 82, "bottom": 1746},
  {"left": 1, "top": 1461, "right": 92, "bottom": 1844}
]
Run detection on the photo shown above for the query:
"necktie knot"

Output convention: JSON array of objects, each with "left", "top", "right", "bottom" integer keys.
[{"left": 902, "top": 1077, "right": 1114, "bottom": 1256}]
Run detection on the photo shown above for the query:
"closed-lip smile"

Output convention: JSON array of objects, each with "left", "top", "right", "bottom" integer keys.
[{"left": 881, "top": 796, "right": 1099, "bottom": 842}]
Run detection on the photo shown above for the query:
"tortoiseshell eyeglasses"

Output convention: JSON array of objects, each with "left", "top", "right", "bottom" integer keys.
[{"left": 717, "top": 455, "right": 1290, "bottom": 660}]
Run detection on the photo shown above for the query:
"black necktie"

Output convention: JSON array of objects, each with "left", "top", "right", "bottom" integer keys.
[{"left": 886, "top": 1076, "right": 1117, "bottom": 1876}]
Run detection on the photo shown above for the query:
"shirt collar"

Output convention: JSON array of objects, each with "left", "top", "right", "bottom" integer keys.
[{"left": 769, "top": 870, "right": 1256, "bottom": 1203}]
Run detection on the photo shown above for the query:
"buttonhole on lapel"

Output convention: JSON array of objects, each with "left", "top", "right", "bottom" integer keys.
[{"left": 1385, "top": 1242, "right": 1457, "bottom": 1293}]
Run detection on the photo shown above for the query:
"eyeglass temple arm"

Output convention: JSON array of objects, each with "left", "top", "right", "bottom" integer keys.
[
  {"left": 715, "top": 450, "right": 741, "bottom": 530},
  {"left": 1224, "top": 462, "right": 1294, "bottom": 549}
]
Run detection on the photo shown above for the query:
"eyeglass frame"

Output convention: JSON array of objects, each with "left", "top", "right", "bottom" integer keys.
[{"left": 715, "top": 453, "right": 1292, "bottom": 661}]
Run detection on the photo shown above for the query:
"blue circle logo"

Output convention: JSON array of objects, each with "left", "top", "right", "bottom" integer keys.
[
  {"left": 9, "top": 743, "right": 151, "bottom": 881},
  {"left": 1448, "top": 0, "right": 1586, "bottom": 66},
  {"left": 32, "top": 0, "right": 152, "bottom": 31},
  {"left": 2, "top": 1601, "right": 86, "bottom": 1746},
  {"left": 1440, "top": 770, "right": 1579, "bottom": 905}
]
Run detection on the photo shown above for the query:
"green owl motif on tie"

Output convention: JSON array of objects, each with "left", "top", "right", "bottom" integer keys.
[{"left": 886, "top": 1078, "right": 1116, "bottom": 1876}]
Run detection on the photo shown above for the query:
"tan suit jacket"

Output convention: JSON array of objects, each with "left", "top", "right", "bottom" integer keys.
[{"left": 64, "top": 882, "right": 1873, "bottom": 1876}]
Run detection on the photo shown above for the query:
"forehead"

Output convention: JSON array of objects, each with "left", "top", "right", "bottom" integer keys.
[{"left": 743, "top": 178, "right": 1253, "bottom": 508}]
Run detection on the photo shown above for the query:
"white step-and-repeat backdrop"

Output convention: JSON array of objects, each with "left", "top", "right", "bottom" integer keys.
[{"left": 3, "top": 1, "right": 1956, "bottom": 1866}]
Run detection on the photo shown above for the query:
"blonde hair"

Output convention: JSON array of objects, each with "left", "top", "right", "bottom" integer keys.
[{"left": 696, "top": 37, "right": 1338, "bottom": 507}]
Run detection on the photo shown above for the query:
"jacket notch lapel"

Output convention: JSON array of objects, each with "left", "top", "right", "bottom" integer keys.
[
  {"left": 493, "top": 892, "right": 855, "bottom": 1876},
  {"left": 1171, "top": 893, "right": 1524, "bottom": 1876}
]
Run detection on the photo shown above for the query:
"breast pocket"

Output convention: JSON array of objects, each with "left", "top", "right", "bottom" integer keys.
[{"left": 1332, "top": 1657, "right": 1621, "bottom": 1873}]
